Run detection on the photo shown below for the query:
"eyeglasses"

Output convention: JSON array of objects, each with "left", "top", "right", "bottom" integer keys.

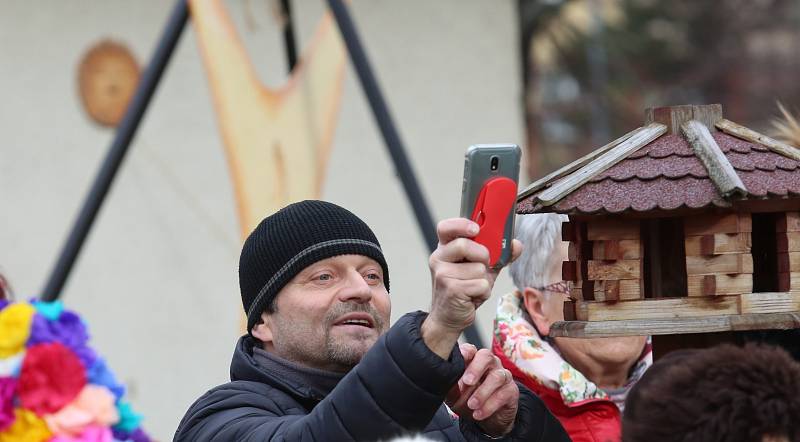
[{"left": 532, "top": 281, "right": 573, "bottom": 300}]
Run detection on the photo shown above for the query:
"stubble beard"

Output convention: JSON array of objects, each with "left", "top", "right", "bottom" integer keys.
[{"left": 272, "top": 303, "right": 388, "bottom": 372}]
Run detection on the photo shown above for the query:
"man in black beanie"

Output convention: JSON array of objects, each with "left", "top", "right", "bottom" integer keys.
[{"left": 175, "top": 200, "right": 568, "bottom": 442}]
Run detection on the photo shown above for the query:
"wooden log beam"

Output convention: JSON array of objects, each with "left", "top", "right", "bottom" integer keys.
[
  {"left": 644, "top": 104, "right": 722, "bottom": 134},
  {"left": 739, "top": 292, "right": 800, "bottom": 314},
  {"left": 778, "top": 232, "right": 800, "bottom": 253},
  {"left": 688, "top": 274, "right": 752, "bottom": 296},
  {"left": 778, "top": 252, "right": 800, "bottom": 273},
  {"left": 594, "top": 279, "right": 641, "bottom": 301},
  {"left": 562, "top": 261, "right": 580, "bottom": 281},
  {"left": 587, "top": 260, "right": 640, "bottom": 281},
  {"left": 586, "top": 219, "right": 640, "bottom": 240},
  {"left": 682, "top": 120, "right": 747, "bottom": 198},
  {"left": 686, "top": 254, "right": 753, "bottom": 275},
  {"left": 575, "top": 296, "right": 740, "bottom": 321},
  {"left": 517, "top": 128, "right": 642, "bottom": 200},
  {"left": 777, "top": 212, "right": 800, "bottom": 233},
  {"left": 549, "top": 312, "right": 800, "bottom": 338},
  {"left": 778, "top": 273, "right": 800, "bottom": 293},
  {"left": 685, "top": 233, "right": 751, "bottom": 256},
  {"left": 684, "top": 213, "right": 751, "bottom": 236},
  {"left": 592, "top": 239, "right": 641, "bottom": 260},
  {"left": 716, "top": 118, "right": 800, "bottom": 161},
  {"left": 536, "top": 123, "right": 667, "bottom": 207}
]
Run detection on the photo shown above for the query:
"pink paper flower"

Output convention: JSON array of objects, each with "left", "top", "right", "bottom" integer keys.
[
  {"left": 48, "top": 425, "right": 111, "bottom": 442},
  {"left": 44, "top": 385, "right": 119, "bottom": 436}
]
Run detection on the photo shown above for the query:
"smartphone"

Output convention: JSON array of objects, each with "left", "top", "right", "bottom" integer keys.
[{"left": 460, "top": 144, "right": 521, "bottom": 269}]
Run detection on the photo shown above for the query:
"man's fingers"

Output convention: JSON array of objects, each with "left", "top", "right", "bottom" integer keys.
[
  {"left": 461, "top": 349, "right": 498, "bottom": 386},
  {"left": 473, "top": 381, "right": 518, "bottom": 421},
  {"left": 459, "top": 343, "right": 478, "bottom": 364},
  {"left": 466, "top": 368, "right": 512, "bottom": 412},
  {"left": 432, "top": 261, "right": 488, "bottom": 281},
  {"left": 436, "top": 238, "right": 490, "bottom": 264},
  {"left": 437, "top": 218, "right": 479, "bottom": 244}
]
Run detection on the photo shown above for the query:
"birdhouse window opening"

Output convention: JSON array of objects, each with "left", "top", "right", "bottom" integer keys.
[
  {"left": 642, "top": 217, "right": 688, "bottom": 298},
  {"left": 751, "top": 213, "right": 780, "bottom": 293}
]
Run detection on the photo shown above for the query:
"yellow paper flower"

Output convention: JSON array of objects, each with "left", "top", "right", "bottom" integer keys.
[
  {"left": 0, "top": 409, "right": 52, "bottom": 442},
  {"left": 0, "top": 304, "right": 36, "bottom": 358}
]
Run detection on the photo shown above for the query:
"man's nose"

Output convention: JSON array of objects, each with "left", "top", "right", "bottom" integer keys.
[{"left": 337, "top": 269, "right": 373, "bottom": 303}]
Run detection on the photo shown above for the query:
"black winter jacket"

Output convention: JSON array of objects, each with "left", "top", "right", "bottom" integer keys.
[{"left": 174, "top": 311, "right": 569, "bottom": 441}]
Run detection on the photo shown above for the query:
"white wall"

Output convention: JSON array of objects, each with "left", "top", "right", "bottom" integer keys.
[{"left": 0, "top": 1, "right": 521, "bottom": 439}]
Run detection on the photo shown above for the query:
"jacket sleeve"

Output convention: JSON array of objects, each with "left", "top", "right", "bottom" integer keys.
[
  {"left": 457, "top": 382, "right": 572, "bottom": 442},
  {"left": 174, "top": 311, "right": 466, "bottom": 442}
]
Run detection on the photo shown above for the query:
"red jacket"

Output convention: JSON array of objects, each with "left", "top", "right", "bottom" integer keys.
[{"left": 495, "top": 340, "right": 621, "bottom": 442}]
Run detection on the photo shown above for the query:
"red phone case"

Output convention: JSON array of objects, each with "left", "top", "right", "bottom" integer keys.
[{"left": 469, "top": 177, "right": 517, "bottom": 267}]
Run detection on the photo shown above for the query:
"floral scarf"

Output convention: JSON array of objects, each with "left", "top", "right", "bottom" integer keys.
[{"left": 494, "top": 291, "right": 651, "bottom": 408}]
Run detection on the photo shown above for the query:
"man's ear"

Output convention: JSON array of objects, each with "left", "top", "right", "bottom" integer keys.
[
  {"left": 522, "top": 287, "right": 553, "bottom": 337},
  {"left": 251, "top": 311, "right": 274, "bottom": 344}
]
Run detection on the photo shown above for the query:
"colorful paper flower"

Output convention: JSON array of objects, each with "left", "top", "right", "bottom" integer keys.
[
  {"left": 111, "top": 427, "right": 150, "bottom": 442},
  {"left": 86, "top": 359, "right": 124, "bottom": 401},
  {"left": 111, "top": 402, "right": 141, "bottom": 434},
  {"left": 0, "top": 379, "right": 15, "bottom": 431},
  {"left": 18, "top": 343, "right": 86, "bottom": 415},
  {"left": 28, "top": 311, "right": 97, "bottom": 370},
  {"left": 48, "top": 424, "right": 112, "bottom": 442},
  {"left": 0, "top": 408, "right": 51, "bottom": 442},
  {"left": 32, "top": 301, "right": 63, "bottom": 321},
  {"left": 44, "top": 385, "right": 119, "bottom": 436},
  {"left": 0, "top": 353, "right": 24, "bottom": 378},
  {"left": 0, "top": 304, "right": 35, "bottom": 358}
]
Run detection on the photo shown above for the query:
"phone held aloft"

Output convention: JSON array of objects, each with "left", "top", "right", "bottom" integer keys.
[{"left": 459, "top": 144, "right": 521, "bottom": 269}]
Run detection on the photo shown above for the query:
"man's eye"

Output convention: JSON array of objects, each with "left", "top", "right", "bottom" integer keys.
[
  {"left": 365, "top": 273, "right": 381, "bottom": 282},
  {"left": 315, "top": 273, "right": 333, "bottom": 281}
]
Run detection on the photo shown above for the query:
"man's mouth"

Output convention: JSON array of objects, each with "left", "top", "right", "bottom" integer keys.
[{"left": 333, "top": 313, "right": 375, "bottom": 329}]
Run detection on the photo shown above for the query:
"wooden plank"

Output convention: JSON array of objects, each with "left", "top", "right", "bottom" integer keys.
[
  {"left": 778, "top": 252, "right": 800, "bottom": 273},
  {"left": 562, "top": 261, "right": 580, "bottom": 281},
  {"left": 688, "top": 274, "right": 752, "bottom": 296},
  {"left": 587, "top": 260, "right": 640, "bottom": 281},
  {"left": 574, "top": 296, "right": 740, "bottom": 321},
  {"left": 587, "top": 219, "right": 640, "bottom": 240},
  {"left": 594, "top": 279, "right": 641, "bottom": 301},
  {"left": 561, "top": 221, "right": 577, "bottom": 241},
  {"left": 684, "top": 233, "right": 751, "bottom": 256},
  {"left": 691, "top": 104, "right": 723, "bottom": 131},
  {"left": 777, "top": 212, "right": 800, "bottom": 232},
  {"left": 517, "top": 128, "right": 641, "bottom": 200},
  {"left": 778, "top": 232, "right": 800, "bottom": 252},
  {"left": 740, "top": 292, "right": 800, "bottom": 314},
  {"left": 549, "top": 312, "right": 800, "bottom": 338},
  {"left": 682, "top": 120, "right": 747, "bottom": 198},
  {"left": 716, "top": 118, "right": 800, "bottom": 161},
  {"left": 563, "top": 300, "right": 577, "bottom": 321},
  {"left": 778, "top": 273, "right": 800, "bottom": 293},
  {"left": 645, "top": 105, "right": 694, "bottom": 135},
  {"left": 592, "top": 239, "right": 640, "bottom": 260},
  {"left": 684, "top": 213, "right": 751, "bottom": 236},
  {"left": 686, "top": 254, "right": 753, "bottom": 275},
  {"left": 536, "top": 123, "right": 667, "bottom": 206}
]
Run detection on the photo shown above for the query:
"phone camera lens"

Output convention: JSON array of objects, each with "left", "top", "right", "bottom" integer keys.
[{"left": 490, "top": 156, "right": 499, "bottom": 171}]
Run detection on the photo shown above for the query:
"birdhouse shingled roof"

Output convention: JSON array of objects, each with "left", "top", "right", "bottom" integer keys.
[{"left": 518, "top": 104, "right": 800, "bottom": 215}]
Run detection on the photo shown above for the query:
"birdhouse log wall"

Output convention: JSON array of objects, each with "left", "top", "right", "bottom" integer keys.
[
  {"left": 683, "top": 213, "right": 753, "bottom": 297},
  {"left": 562, "top": 219, "right": 643, "bottom": 303},
  {"left": 778, "top": 212, "right": 800, "bottom": 294}
]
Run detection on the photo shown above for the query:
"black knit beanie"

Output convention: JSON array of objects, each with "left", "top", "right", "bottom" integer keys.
[{"left": 239, "top": 200, "right": 390, "bottom": 332}]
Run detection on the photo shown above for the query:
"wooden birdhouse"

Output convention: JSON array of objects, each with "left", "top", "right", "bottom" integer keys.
[{"left": 518, "top": 104, "right": 800, "bottom": 339}]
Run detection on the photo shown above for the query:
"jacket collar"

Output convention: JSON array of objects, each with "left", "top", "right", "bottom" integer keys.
[
  {"left": 230, "top": 335, "right": 326, "bottom": 408},
  {"left": 493, "top": 291, "right": 651, "bottom": 407}
]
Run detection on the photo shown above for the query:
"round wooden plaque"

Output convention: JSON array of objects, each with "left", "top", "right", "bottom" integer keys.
[{"left": 78, "top": 40, "right": 140, "bottom": 127}]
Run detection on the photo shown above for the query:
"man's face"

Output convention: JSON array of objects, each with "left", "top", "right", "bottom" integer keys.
[{"left": 256, "top": 254, "right": 390, "bottom": 373}]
